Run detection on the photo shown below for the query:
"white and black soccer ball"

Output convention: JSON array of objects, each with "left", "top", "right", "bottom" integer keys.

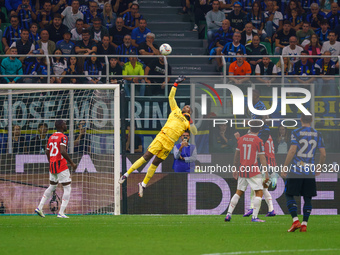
[{"left": 159, "top": 43, "right": 172, "bottom": 55}]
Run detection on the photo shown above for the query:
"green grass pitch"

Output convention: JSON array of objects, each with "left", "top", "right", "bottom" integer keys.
[{"left": 0, "top": 215, "right": 339, "bottom": 255}]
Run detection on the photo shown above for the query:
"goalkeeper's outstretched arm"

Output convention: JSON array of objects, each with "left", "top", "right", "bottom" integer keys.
[{"left": 169, "top": 75, "right": 186, "bottom": 111}]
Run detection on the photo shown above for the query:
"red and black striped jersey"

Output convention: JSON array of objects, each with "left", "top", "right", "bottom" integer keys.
[
  {"left": 264, "top": 135, "right": 277, "bottom": 167},
  {"left": 47, "top": 132, "right": 68, "bottom": 174}
]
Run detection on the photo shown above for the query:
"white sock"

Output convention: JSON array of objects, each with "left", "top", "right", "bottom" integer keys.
[
  {"left": 59, "top": 184, "right": 71, "bottom": 215},
  {"left": 252, "top": 196, "right": 262, "bottom": 219},
  {"left": 227, "top": 194, "right": 240, "bottom": 215},
  {"left": 142, "top": 182, "right": 147, "bottom": 188},
  {"left": 301, "top": 221, "right": 307, "bottom": 226},
  {"left": 38, "top": 185, "right": 57, "bottom": 210},
  {"left": 124, "top": 173, "right": 129, "bottom": 177},
  {"left": 250, "top": 189, "right": 255, "bottom": 209},
  {"left": 293, "top": 217, "right": 299, "bottom": 222},
  {"left": 263, "top": 188, "right": 274, "bottom": 212}
]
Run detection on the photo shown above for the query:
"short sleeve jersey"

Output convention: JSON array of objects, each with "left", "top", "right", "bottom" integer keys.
[{"left": 47, "top": 132, "right": 68, "bottom": 174}]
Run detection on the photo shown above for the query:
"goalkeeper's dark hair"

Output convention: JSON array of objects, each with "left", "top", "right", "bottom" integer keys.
[
  {"left": 301, "top": 113, "right": 312, "bottom": 124},
  {"left": 55, "top": 120, "right": 64, "bottom": 130},
  {"left": 250, "top": 120, "right": 262, "bottom": 133}
]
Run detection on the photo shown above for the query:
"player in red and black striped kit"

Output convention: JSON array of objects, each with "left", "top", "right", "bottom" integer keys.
[{"left": 35, "top": 120, "right": 77, "bottom": 219}]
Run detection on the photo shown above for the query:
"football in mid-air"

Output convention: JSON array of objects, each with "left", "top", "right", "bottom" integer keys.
[{"left": 159, "top": 43, "right": 172, "bottom": 55}]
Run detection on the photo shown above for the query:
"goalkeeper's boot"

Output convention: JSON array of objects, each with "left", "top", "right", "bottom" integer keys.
[
  {"left": 266, "top": 210, "right": 276, "bottom": 217},
  {"left": 287, "top": 220, "right": 301, "bottom": 232},
  {"left": 35, "top": 208, "right": 45, "bottom": 218},
  {"left": 118, "top": 175, "right": 127, "bottom": 184},
  {"left": 243, "top": 208, "right": 253, "bottom": 217},
  {"left": 251, "top": 218, "right": 265, "bottom": 222},
  {"left": 138, "top": 182, "right": 145, "bottom": 198},
  {"left": 224, "top": 214, "right": 231, "bottom": 222},
  {"left": 175, "top": 75, "right": 186, "bottom": 84},
  {"left": 300, "top": 225, "right": 307, "bottom": 232},
  {"left": 57, "top": 214, "right": 69, "bottom": 219}
]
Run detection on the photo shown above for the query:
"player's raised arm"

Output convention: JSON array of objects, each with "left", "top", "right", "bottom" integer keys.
[{"left": 169, "top": 75, "right": 186, "bottom": 111}]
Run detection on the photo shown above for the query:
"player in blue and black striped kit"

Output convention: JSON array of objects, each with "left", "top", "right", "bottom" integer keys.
[{"left": 282, "top": 114, "right": 326, "bottom": 232}]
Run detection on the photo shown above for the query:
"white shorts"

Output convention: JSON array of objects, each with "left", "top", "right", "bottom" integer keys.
[
  {"left": 237, "top": 175, "right": 263, "bottom": 192},
  {"left": 49, "top": 169, "right": 71, "bottom": 183}
]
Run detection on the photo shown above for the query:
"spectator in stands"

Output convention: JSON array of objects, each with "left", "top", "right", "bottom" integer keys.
[
  {"left": 0, "top": 47, "right": 23, "bottom": 84},
  {"left": 144, "top": 56, "right": 172, "bottom": 96},
  {"left": 83, "top": 1, "right": 100, "bottom": 28},
  {"left": 16, "top": 0, "right": 36, "bottom": 30},
  {"left": 50, "top": 49, "right": 67, "bottom": 84},
  {"left": 263, "top": 0, "right": 283, "bottom": 41},
  {"left": 66, "top": 56, "right": 81, "bottom": 83},
  {"left": 217, "top": 31, "right": 246, "bottom": 72},
  {"left": 71, "top": 19, "right": 84, "bottom": 41},
  {"left": 179, "top": 0, "right": 191, "bottom": 14},
  {"left": 289, "top": 8, "right": 303, "bottom": 31},
  {"left": 138, "top": 32, "right": 159, "bottom": 68},
  {"left": 89, "top": 17, "right": 109, "bottom": 43},
  {"left": 123, "top": 2, "right": 142, "bottom": 31},
  {"left": 285, "top": 0, "right": 303, "bottom": 19},
  {"left": 173, "top": 131, "right": 197, "bottom": 172},
  {"left": 131, "top": 18, "right": 151, "bottom": 48},
  {"left": 210, "top": 123, "right": 236, "bottom": 153},
  {"left": 304, "top": 34, "right": 322, "bottom": 63},
  {"left": 62, "top": 0, "right": 83, "bottom": 30},
  {"left": 300, "top": 0, "right": 319, "bottom": 13},
  {"left": 46, "top": 13, "right": 70, "bottom": 43},
  {"left": 56, "top": 31, "right": 75, "bottom": 55},
  {"left": 7, "top": 29, "right": 35, "bottom": 62},
  {"left": 296, "top": 22, "right": 315, "bottom": 47},
  {"left": 275, "top": 125, "right": 290, "bottom": 154},
  {"left": 51, "top": 0, "right": 68, "bottom": 14},
  {"left": 10, "top": 125, "right": 26, "bottom": 154},
  {"left": 247, "top": 1, "right": 265, "bottom": 37},
  {"left": 206, "top": 0, "right": 224, "bottom": 45},
  {"left": 37, "top": 1, "right": 54, "bottom": 29},
  {"left": 282, "top": 35, "right": 303, "bottom": 64},
  {"left": 23, "top": 56, "right": 42, "bottom": 83},
  {"left": 321, "top": 0, "right": 336, "bottom": 14},
  {"left": 108, "top": 57, "right": 122, "bottom": 84},
  {"left": 29, "top": 23, "right": 40, "bottom": 44},
  {"left": 305, "top": 3, "right": 326, "bottom": 30},
  {"left": 5, "top": 0, "right": 23, "bottom": 15},
  {"left": 75, "top": 29, "right": 97, "bottom": 54},
  {"left": 37, "top": 29, "right": 56, "bottom": 55},
  {"left": 241, "top": 23, "right": 257, "bottom": 46},
  {"left": 276, "top": 56, "right": 293, "bottom": 76},
  {"left": 228, "top": 50, "right": 251, "bottom": 86},
  {"left": 101, "top": 2, "right": 116, "bottom": 29},
  {"left": 112, "top": 0, "right": 132, "bottom": 16},
  {"left": 226, "top": 1, "right": 246, "bottom": 32},
  {"left": 274, "top": 20, "right": 296, "bottom": 55},
  {"left": 122, "top": 56, "right": 145, "bottom": 96},
  {"left": 208, "top": 19, "right": 233, "bottom": 56},
  {"left": 255, "top": 56, "right": 277, "bottom": 94},
  {"left": 292, "top": 50, "right": 316, "bottom": 86},
  {"left": 97, "top": 35, "right": 115, "bottom": 64},
  {"left": 29, "top": 123, "right": 49, "bottom": 154},
  {"left": 326, "top": 2, "right": 340, "bottom": 30},
  {"left": 109, "top": 16, "right": 130, "bottom": 49},
  {"left": 74, "top": 120, "right": 91, "bottom": 153},
  {"left": 245, "top": 34, "right": 267, "bottom": 72},
  {"left": 321, "top": 30, "right": 340, "bottom": 64},
  {"left": 84, "top": 52, "right": 103, "bottom": 84},
  {"left": 316, "top": 20, "right": 330, "bottom": 45},
  {"left": 2, "top": 15, "right": 21, "bottom": 53},
  {"left": 315, "top": 51, "right": 337, "bottom": 95},
  {"left": 116, "top": 34, "right": 137, "bottom": 66},
  {"left": 126, "top": 125, "right": 143, "bottom": 153},
  {"left": 36, "top": 57, "right": 50, "bottom": 83},
  {"left": 192, "top": 0, "right": 212, "bottom": 32}
]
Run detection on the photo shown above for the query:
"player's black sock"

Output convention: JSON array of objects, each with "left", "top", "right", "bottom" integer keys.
[
  {"left": 303, "top": 196, "right": 312, "bottom": 222},
  {"left": 286, "top": 194, "right": 298, "bottom": 218}
]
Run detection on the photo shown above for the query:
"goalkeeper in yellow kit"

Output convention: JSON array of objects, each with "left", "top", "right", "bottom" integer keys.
[{"left": 118, "top": 75, "right": 197, "bottom": 197}]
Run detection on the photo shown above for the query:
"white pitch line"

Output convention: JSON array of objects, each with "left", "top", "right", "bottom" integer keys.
[{"left": 202, "top": 248, "right": 340, "bottom": 255}]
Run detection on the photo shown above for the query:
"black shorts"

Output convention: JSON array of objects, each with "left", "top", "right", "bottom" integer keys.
[{"left": 285, "top": 177, "right": 317, "bottom": 197}]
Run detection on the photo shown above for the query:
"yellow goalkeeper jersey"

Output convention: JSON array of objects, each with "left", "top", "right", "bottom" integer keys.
[{"left": 161, "top": 87, "right": 197, "bottom": 142}]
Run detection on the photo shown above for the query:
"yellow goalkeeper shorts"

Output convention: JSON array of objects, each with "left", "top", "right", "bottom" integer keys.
[{"left": 147, "top": 133, "right": 174, "bottom": 160}]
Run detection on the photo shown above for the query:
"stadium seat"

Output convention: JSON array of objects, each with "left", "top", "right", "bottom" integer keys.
[
  {"left": 1, "top": 7, "right": 8, "bottom": 23},
  {"left": 0, "top": 41, "right": 4, "bottom": 54},
  {"left": 1, "top": 23, "right": 10, "bottom": 34}
]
